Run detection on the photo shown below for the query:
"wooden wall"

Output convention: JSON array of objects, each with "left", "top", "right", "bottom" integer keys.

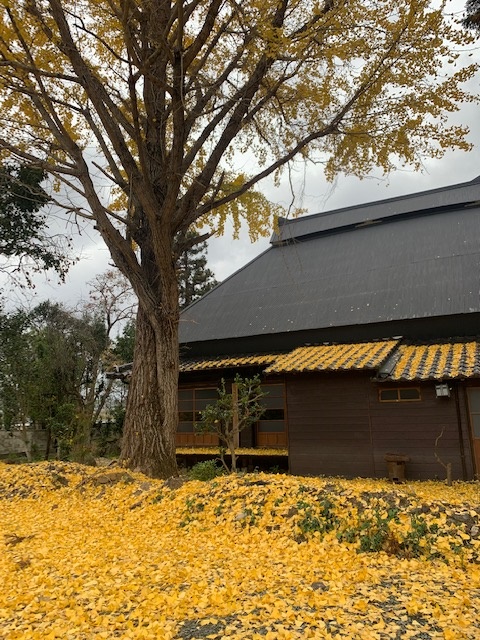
[
  {"left": 287, "top": 374, "right": 375, "bottom": 477},
  {"left": 286, "top": 373, "right": 475, "bottom": 480}
]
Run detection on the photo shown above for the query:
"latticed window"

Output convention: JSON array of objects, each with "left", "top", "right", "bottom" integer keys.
[
  {"left": 379, "top": 388, "right": 421, "bottom": 402},
  {"left": 178, "top": 387, "right": 218, "bottom": 432},
  {"left": 177, "top": 387, "right": 219, "bottom": 446}
]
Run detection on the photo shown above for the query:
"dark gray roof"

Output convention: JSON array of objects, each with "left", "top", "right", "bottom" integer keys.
[
  {"left": 271, "top": 176, "right": 480, "bottom": 244},
  {"left": 180, "top": 178, "right": 480, "bottom": 346}
]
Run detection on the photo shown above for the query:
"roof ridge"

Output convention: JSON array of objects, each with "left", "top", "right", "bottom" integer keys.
[{"left": 271, "top": 176, "right": 480, "bottom": 245}]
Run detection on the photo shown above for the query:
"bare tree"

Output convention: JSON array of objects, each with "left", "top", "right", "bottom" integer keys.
[{"left": 86, "top": 269, "right": 137, "bottom": 336}]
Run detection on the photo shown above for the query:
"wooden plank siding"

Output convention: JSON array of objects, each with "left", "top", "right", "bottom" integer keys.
[
  {"left": 178, "top": 370, "right": 476, "bottom": 479},
  {"left": 287, "top": 374, "right": 375, "bottom": 477},
  {"left": 286, "top": 372, "right": 475, "bottom": 480},
  {"left": 368, "top": 382, "right": 472, "bottom": 480}
]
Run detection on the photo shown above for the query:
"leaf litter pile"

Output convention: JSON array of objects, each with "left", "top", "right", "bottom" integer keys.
[{"left": 1, "top": 462, "right": 479, "bottom": 639}]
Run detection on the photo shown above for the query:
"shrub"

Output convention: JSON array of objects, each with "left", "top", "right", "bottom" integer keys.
[{"left": 188, "top": 460, "right": 224, "bottom": 481}]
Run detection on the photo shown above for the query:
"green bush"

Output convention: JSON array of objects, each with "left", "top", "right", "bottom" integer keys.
[{"left": 188, "top": 460, "right": 224, "bottom": 481}]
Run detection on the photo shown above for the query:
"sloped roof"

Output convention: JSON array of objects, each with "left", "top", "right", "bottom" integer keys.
[
  {"left": 180, "top": 353, "right": 278, "bottom": 372},
  {"left": 264, "top": 340, "right": 398, "bottom": 374},
  {"left": 178, "top": 338, "right": 480, "bottom": 380},
  {"left": 270, "top": 175, "right": 480, "bottom": 244},
  {"left": 180, "top": 177, "right": 480, "bottom": 346},
  {"left": 108, "top": 338, "right": 480, "bottom": 381},
  {"left": 378, "top": 341, "right": 480, "bottom": 381}
]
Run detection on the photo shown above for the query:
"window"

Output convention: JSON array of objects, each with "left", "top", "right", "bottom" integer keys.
[
  {"left": 178, "top": 383, "right": 287, "bottom": 448},
  {"left": 177, "top": 387, "right": 219, "bottom": 446},
  {"left": 379, "top": 387, "right": 421, "bottom": 402},
  {"left": 178, "top": 387, "right": 218, "bottom": 431},
  {"left": 257, "top": 383, "right": 287, "bottom": 447}
]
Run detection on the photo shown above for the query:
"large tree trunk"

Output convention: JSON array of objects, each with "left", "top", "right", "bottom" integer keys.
[{"left": 120, "top": 302, "right": 179, "bottom": 478}]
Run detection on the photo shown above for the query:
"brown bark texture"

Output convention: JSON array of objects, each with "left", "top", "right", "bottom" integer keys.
[{"left": 121, "top": 303, "right": 179, "bottom": 479}]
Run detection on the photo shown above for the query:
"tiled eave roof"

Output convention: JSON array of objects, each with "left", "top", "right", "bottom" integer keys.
[
  {"left": 378, "top": 341, "right": 480, "bottom": 381},
  {"left": 106, "top": 354, "right": 279, "bottom": 379},
  {"left": 180, "top": 353, "right": 279, "bottom": 372},
  {"left": 182, "top": 339, "right": 480, "bottom": 380},
  {"left": 264, "top": 340, "right": 399, "bottom": 374},
  {"left": 108, "top": 338, "right": 480, "bottom": 382}
]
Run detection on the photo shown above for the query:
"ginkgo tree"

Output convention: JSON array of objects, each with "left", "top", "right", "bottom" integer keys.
[{"left": 0, "top": 0, "right": 477, "bottom": 477}]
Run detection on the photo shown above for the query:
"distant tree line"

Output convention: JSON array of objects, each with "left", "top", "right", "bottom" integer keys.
[
  {"left": 0, "top": 272, "right": 136, "bottom": 462},
  {"left": 0, "top": 239, "right": 218, "bottom": 462}
]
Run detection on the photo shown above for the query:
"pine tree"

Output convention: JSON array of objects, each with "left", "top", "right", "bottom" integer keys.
[
  {"left": 114, "top": 320, "right": 136, "bottom": 363},
  {"left": 177, "top": 232, "right": 219, "bottom": 309},
  {"left": 464, "top": 0, "right": 480, "bottom": 31}
]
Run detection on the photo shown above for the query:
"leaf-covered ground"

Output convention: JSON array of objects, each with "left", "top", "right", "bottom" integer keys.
[{"left": 0, "top": 462, "right": 479, "bottom": 639}]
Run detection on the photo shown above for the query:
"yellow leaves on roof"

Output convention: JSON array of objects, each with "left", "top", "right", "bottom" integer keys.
[
  {"left": 176, "top": 447, "right": 288, "bottom": 456},
  {"left": 387, "top": 342, "right": 480, "bottom": 381},
  {"left": 1, "top": 462, "right": 480, "bottom": 639},
  {"left": 183, "top": 341, "right": 480, "bottom": 381},
  {"left": 265, "top": 340, "right": 398, "bottom": 374},
  {"left": 180, "top": 354, "right": 278, "bottom": 372}
]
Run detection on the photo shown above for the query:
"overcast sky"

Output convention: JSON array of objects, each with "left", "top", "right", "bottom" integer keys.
[{"left": 2, "top": 1, "right": 479, "bottom": 312}]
